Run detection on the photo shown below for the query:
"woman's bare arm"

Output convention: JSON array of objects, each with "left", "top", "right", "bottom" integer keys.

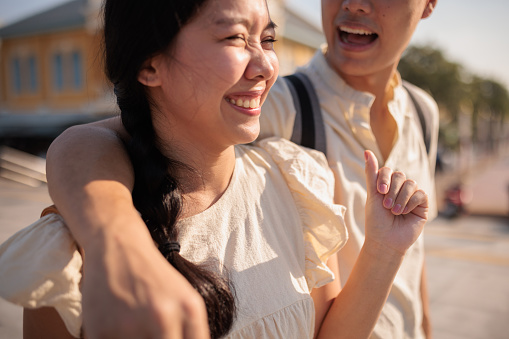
[
  {"left": 312, "top": 151, "right": 429, "bottom": 339},
  {"left": 46, "top": 117, "right": 210, "bottom": 339}
]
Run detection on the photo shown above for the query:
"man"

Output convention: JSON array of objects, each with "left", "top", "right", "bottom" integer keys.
[
  {"left": 44, "top": 0, "right": 438, "bottom": 337},
  {"left": 259, "top": 1, "right": 439, "bottom": 337},
  {"left": 260, "top": 0, "right": 438, "bottom": 338}
]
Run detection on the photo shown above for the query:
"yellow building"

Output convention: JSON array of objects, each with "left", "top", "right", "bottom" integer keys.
[
  {"left": 0, "top": 0, "right": 323, "bottom": 138},
  {"left": 268, "top": 0, "right": 324, "bottom": 75},
  {"left": 0, "top": 0, "right": 111, "bottom": 137}
]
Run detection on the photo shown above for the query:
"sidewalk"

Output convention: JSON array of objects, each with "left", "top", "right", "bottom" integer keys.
[{"left": 424, "top": 215, "right": 509, "bottom": 339}]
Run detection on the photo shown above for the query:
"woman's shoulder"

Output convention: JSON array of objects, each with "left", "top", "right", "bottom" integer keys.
[
  {"left": 254, "top": 137, "right": 328, "bottom": 166},
  {"left": 241, "top": 137, "right": 328, "bottom": 169},
  {"left": 244, "top": 137, "right": 333, "bottom": 196},
  {"left": 246, "top": 138, "right": 348, "bottom": 291}
]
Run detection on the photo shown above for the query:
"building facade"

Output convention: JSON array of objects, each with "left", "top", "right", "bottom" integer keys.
[
  {"left": 0, "top": 0, "right": 323, "bottom": 137},
  {"left": 0, "top": 0, "right": 112, "bottom": 137}
]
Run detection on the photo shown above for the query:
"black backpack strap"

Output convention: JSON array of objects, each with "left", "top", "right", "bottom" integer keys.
[
  {"left": 283, "top": 72, "right": 326, "bottom": 155},
  {"left": 402, "top": 81, "right": 432, "bottom": 155}
]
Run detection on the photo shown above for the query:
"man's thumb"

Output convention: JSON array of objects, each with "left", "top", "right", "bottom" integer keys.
[{"left": 364, "top": 150, "right": 379, "bottom": 197}]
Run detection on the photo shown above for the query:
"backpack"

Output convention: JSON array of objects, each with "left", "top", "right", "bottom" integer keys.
[{"left": 283, "top": 73, "right": 432, "bottom": 156}]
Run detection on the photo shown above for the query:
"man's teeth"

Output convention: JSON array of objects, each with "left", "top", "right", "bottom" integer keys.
[
  {"left": 340, "top": 26, "right": 373, "bottom": 35},
  {"left": 227, "top": 98, "right": 261, "bottom": 109}
]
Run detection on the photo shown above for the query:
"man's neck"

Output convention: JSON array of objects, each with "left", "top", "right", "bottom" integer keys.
[
  {"left": 339, "top": 67, "right": 400, "bottom": 161},
  {"left": 340, "top": 66, "right": 397, "bottom": 113}
]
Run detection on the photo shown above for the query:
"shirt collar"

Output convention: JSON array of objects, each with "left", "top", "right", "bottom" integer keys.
[{"left": 297, "top": 46, "right": 375, "bottom": 108}]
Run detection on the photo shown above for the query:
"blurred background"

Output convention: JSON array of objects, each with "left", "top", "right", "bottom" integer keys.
[{"left": 0, "top": 0, "right": 508, "bottom": 338}]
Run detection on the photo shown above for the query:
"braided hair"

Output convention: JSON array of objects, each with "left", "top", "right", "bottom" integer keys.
[{"left": 103, "top": 1, "right": 236, "bottom": 337}]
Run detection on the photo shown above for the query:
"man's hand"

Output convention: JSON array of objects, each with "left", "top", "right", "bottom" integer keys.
[{"left": 81, "top": 227, "right": 210, "bottom": 339}]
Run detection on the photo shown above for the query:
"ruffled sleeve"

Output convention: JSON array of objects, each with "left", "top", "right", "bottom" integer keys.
[
  {"left": 0, "top": 213, "right": 83, "bottom": 338},
  {"left": 256, "top": 137, "right": 348, "bottom": 291}
]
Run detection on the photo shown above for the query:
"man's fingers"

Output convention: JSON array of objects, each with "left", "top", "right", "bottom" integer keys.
[
  {"left": 183, "top": 318, "right": 210, "bottom": 339},
  {"left": 157, "top": 300, "right": 210, "bottom": 339},
  {"left": 182, "top": 301, "right": 210, "bottom": 339}
]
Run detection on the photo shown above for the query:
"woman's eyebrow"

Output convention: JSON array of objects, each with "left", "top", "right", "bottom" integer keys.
[
  {"left": 265, "top": 20, "right": 277, "bottom": 31},
  {"left": 213, "top": 18, "right": 277, "bottom": 31},
  {"left": 214, "top": 17, "right": 249, "bottom": 27}
]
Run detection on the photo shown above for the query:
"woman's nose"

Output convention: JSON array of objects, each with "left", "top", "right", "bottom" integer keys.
[{"left": 245, "top": 46, "right": 276, "bottom": 81}]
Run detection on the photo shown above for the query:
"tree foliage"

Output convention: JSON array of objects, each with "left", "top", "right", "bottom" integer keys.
[{"left": 399, "top": 45, "right": 509, "bottom": 151}]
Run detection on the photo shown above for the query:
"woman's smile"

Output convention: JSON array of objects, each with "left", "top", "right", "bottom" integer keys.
[{"left": 225, "top": 89, "right": 264, "bottom": 116}]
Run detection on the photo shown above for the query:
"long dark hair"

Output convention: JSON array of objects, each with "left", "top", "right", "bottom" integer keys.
[{"left": 103, "top": 1, "right": 235, "bottom": 337}]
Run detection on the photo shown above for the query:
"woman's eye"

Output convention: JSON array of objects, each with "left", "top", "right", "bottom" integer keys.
[
  {"left": 227, "top": 35, "right": 246, "bottom": 42},
  {"left": 262, "top": 38, "right": 277, "bottom": 48}
]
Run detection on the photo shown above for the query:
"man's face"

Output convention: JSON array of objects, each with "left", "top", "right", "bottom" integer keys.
[{"left": 321, "top": 0, "right": 436, "bottom": 83}]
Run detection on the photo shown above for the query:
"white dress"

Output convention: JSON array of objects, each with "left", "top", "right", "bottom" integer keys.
[{"left": 0, "top": 138, "right": 348, "bottom": 338}]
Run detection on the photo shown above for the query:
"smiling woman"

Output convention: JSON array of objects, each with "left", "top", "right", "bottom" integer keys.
[{"left": 143, "top": 0, "right": 278, "bottom": 153}]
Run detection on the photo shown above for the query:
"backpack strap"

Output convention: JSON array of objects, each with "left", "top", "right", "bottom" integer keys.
[
  {"left": 402, "top": 81, "right": 432, "bottom": 155},
  {"left": 283, "top": 75, "right": 431, "bottom": 157},
  {"left": 283, "top": 73, "right": 327, "bottom": 155}
]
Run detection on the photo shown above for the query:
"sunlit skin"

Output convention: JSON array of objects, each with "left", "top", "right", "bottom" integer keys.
[
  {"left": 143, "top": 0, "right": 278, "bottom": 162},
  {"left": 135, "top": 0, "right": 279, "bottom": 217}
]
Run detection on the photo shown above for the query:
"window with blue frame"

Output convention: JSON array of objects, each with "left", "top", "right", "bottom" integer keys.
[
  {"left": 72, "top": 51, "right": 83, "bottom": 90},
  {"left": 28, "top": 56, "right": 38, "bottom": 93},
  {"left": 51, "top": 50, "right": 84, "bottom": 92},
  {"left": 11, "top": 58, "right": 22, "bottom": 94},
  {"left": 10, "top": 55, "right": 39, "bottom": 95},
  {"left": 53, "top": 53, "right": 64, "bottom": 91}
]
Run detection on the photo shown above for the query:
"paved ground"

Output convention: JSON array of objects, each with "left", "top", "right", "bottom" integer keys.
[
  {"left": 0, "top": 153, "right": 508, "bottom": 338},
  {"left": 424, "top": 215, "right": 509, "bottom": 339}
]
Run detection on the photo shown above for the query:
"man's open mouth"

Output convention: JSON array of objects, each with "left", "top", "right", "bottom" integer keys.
[{"left": 339, "top": 26, "right": 378, "bottom": 45}]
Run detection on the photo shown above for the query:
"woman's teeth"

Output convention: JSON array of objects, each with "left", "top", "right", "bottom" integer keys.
[{"left": 227, "top": 97, "right": 261, "bottom": 109}]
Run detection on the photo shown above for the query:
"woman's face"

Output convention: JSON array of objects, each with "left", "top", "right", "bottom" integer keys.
[{"left": 149, "top": 0, "right": 278, "bottom": 152}]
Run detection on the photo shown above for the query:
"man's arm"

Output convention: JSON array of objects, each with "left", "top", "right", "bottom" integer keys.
[
  {"left": 421, "top": 88, "right": 439, "bottom": 338},
  {"left": 46, "top": 118, "right": 135, "bottom": 247},
  {"left": 46, "top": 118, "right": 210, "bottom": 338},
  {"left": 24, "top": 307, "right": 75, "bottom": 339},
  {"left": 421, "top": 259, "right": 433, "bottom": 338}
]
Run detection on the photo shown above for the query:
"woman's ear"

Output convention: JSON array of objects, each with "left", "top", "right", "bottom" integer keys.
[
  {"left": 421, "top": 0, "right": 437, "bottom": 19},
  {"left": 137, "top": 55, "right": 164, "bottom": 87}
]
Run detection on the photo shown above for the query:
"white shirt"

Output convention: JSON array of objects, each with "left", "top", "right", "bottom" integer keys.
[{"left": 259, "top": 49, "right": 439, "bottom": 339}]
